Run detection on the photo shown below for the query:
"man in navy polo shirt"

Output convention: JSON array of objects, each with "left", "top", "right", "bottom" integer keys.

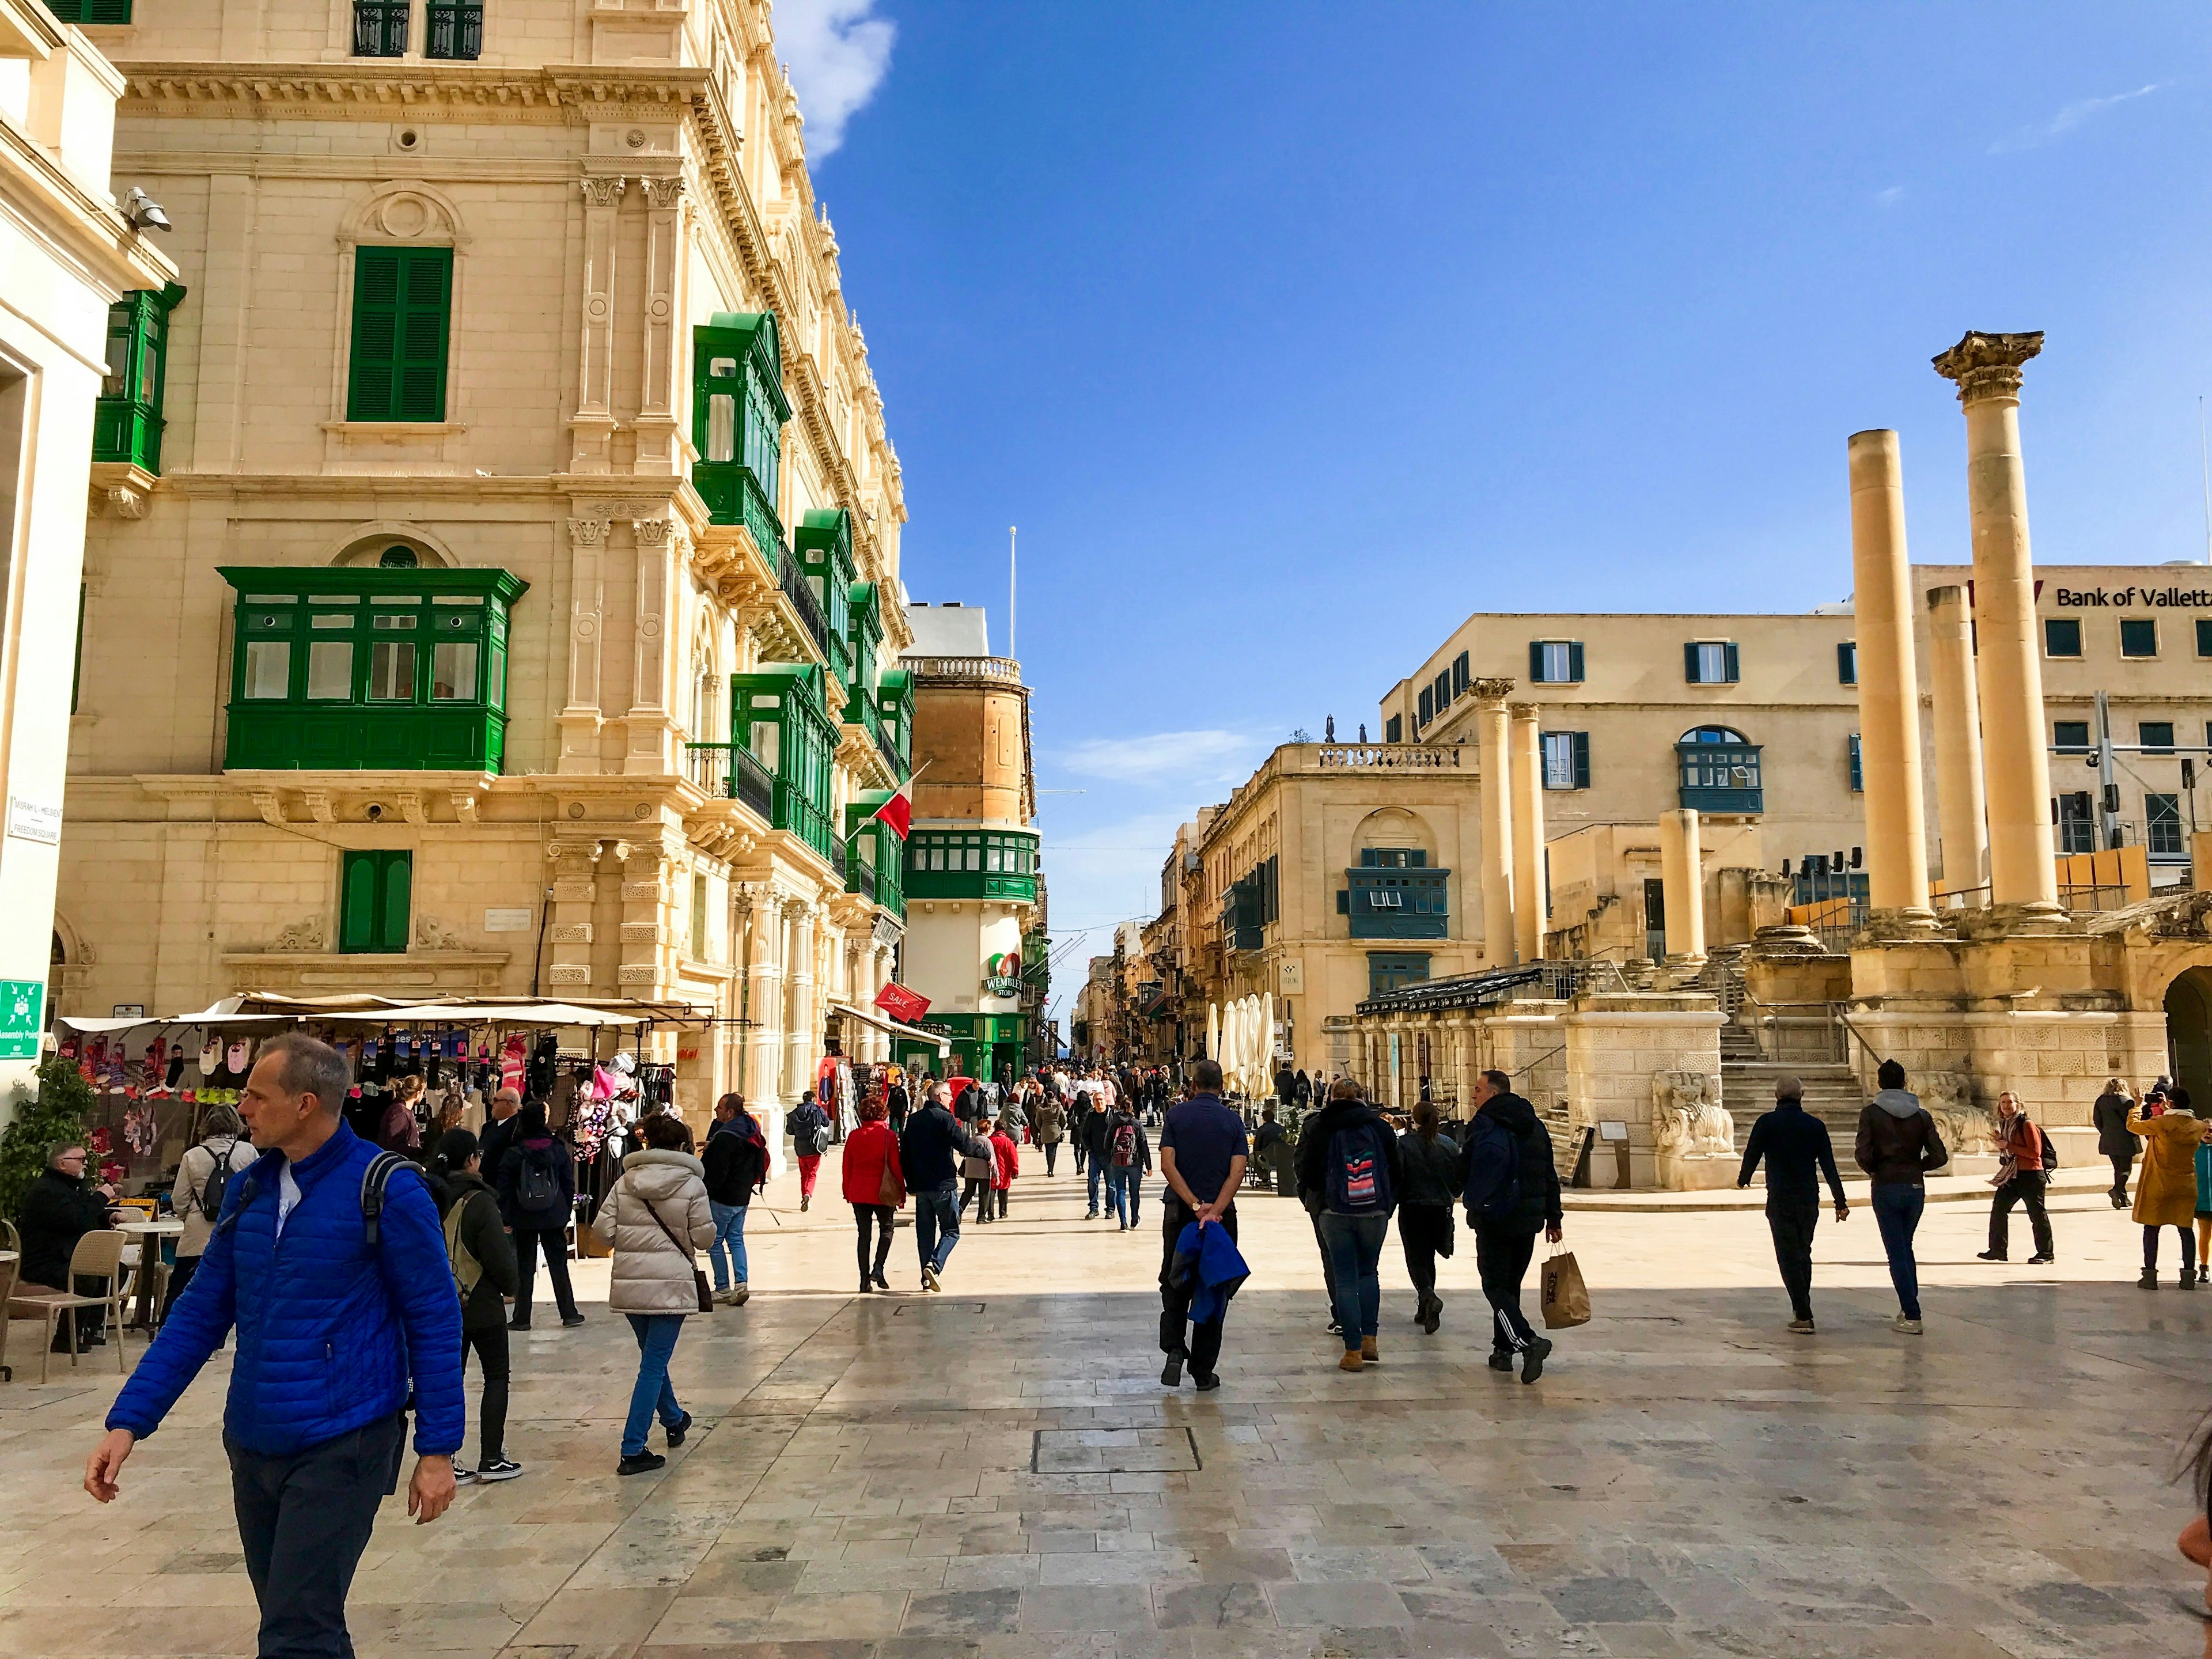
[{"left": 1157, "top": 1059, "right": 1248, "bottom": 1391}]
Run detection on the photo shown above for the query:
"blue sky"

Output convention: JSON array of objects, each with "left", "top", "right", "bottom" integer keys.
[{"left": 781, "top": 1, "right": 2212, "bottom": 1029}]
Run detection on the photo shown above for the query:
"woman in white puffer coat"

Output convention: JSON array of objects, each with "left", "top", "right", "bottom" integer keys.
[{"left": 601, "top": 1113, "right": 716, "bottom": 1475}]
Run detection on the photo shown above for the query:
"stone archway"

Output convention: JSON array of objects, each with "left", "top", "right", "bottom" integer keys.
[{"left": 2166, "top": 965, "right": 2212, "bottom": 1108}]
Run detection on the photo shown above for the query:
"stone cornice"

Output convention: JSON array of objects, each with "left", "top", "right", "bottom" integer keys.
[
  {"left": 114, "top": 62, "right": 709, "bottom": 122},
  {"left": 0, "top": 106, "right": 175, "bottom": 300}
]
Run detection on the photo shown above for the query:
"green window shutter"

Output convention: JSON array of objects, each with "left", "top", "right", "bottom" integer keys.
[
  {"left": 1724, "top": 642, "right": 1740, "bottom": 682},
  {"left": 1528, "top": 641, "right": 1543, "bottom": 681},
  {"left": 1573, "top": 732, "right": 1590, "bottom": 789},
  {"left": 1837, "top": 641, "right": 1857, "bottom": 684},
  {"left": 1849, "top": 734, "right": 1862, "bottom": 793},
  {"left": 1568, "top": 641, "right": 1584, "bottom": 682},
  {"left": 2198, "top": 618, "right": 2212, "bottom": 658},
  {"left": 349, "top": 248, "right": 451, "bottom": 422},
  {"left": 340, "top": 852, "right": 380, "bottom": 951},
  {"left": 378, "top": 851, "right": 412, "bottom": 951},
  {"left": 1683, "top": 642, "right": 1700, "bottom": 683}
]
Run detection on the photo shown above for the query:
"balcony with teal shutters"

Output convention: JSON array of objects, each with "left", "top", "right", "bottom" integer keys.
[
  {"left": 877, "top": 667, "right": 913, "bottom": 782},
  {"left": 844, "top": 797, "right": 906, "bottom": 921},
  {"left": 728, "top": 665, "right": 839, "bottom": 866},
  {"left": 906, "top": 828, "right": 1039, "bottom": 904},
  {"left": 92, "top": 284, "right": 185, "bottom": 493},
  {"left": 794, "top": 508, "right": 857, "bottom": 693},
  {"left": 1676, "top": 726, "right": 1763, "bottom": 815}
]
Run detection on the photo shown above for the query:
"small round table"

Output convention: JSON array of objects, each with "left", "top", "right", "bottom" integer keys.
[{"left": 116, "top": 1220, "right": 183, "bottom": 1329}]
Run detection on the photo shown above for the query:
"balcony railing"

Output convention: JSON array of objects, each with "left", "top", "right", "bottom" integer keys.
[
  {"left": 684, "top": 741, "right": 775, "bottom": 821},
  {"left": 875, "top": 725, "right": 906, "bottom": 779},
  {"left": 907, "top": 655, "right": 1022, "bottom": 685},
  {"left": 1315, "top": 744, "right": 1464, "bottom": 770},
  {"left": 777, "top": 543, "right": 831, "bottom": 661},
  {"left": 847, "top": 849, "right": 877, "bottom": 904}
]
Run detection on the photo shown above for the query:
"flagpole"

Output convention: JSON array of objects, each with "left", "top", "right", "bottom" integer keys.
[{"left": 1008, "top": 526, "right": 1017, "bottom": 658}]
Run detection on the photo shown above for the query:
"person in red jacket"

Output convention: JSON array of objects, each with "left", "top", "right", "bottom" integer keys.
[
  {"left": 842, "top": 1096, "right": 903, "bottom": 1293},
  {"left": 990, "top": 1123, "right": 1019, "bottom": 1219}
]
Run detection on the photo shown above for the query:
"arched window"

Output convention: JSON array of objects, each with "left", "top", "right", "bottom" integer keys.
[
  {"left": 1680, "top": 725, "right": 1747, "bottom": 745},
  {"left": 1676, "top": 725, "right": 1762, "bottom": 813},
  {"left": 378, "top": 545, "right": 418, "bottom": 568}
]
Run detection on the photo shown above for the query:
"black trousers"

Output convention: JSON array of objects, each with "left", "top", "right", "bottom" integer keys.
[
  {"left": 1472, "top": 1219, "right": 1539, "bottom": 1353},
  {"left": 1988, "top": 1174, "right": 2054, "bottom": 1259},
  {"left": 1158, "top": 1198, "right": 1237, "bottom": 1377},
  {"left": 1398, "top": 1204, "right": 1453, "bottom": 1309},
  {"left": 853, "top": 1202, "right": 895, "bottom": 1281},
  {"left": 1766, "top": 1198, "right": 1818, "bottom": 1321},
  {"left": 1042, "top": 1142, "right": 1059, "bottom": 1175},
  {"left": 961, "top": 1177, "right": 993, "bottom": 1222},
  {"left": 228, "top": 1410, "right": 405, "bottom": 1658},
  {"left": 2145, "top": 1224, "right": 2198, "bottom": 1270},
  {"left": 513, "top": 1226, "right": 578, "bottom": 1323},
  {"left": 463, "top": 1322, "right": 509, "bottom": 1464},
  {"left": 161, "top": 1253, "right": 202, "bottom": 1323},
  {"left": 2108, "top": 1152, "right": 2134, "bottom": 1202}
]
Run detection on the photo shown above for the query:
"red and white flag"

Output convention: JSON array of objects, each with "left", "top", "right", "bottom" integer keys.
[{"left": 869, "top": 783, "right": 912, "bottom": 840}]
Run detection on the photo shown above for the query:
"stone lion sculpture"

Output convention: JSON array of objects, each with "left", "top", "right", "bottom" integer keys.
[{"left": 1652, "top": 1070, "right": 1734, "bottom": 1160}]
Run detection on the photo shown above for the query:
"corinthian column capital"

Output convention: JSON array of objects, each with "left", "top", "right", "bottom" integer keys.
[
  {"left": 1931, "top": 330, "right": 2043, "bottom": 406},
  {"left": 1469, "top": 677, "right": 1516, "bottom": 704}
]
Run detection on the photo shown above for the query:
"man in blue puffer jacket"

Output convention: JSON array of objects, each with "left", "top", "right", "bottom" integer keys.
[{"left": 85, "top": 1032, "right": 464, "bottom": 1657}]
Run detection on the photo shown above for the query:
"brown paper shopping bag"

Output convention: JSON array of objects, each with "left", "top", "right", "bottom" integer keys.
[{"left": 1540, "top": 1246, "right": 1590, "bottom": 1330}]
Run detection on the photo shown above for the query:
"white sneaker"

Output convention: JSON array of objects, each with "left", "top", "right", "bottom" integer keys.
[{"left": 1890, "top": 1314, "right": 1923, "bottom": 1335}]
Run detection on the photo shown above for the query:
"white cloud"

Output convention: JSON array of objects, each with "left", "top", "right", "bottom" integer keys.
[
  {"left": 1874, "top": 185, "right": 1906, "bottom": 207},
  {"left": 1056, "top": 729, "right": 1264, "bottom": 788},
  {"left": 775, "top": 0, "right": 896, "bottom": 160},
  {"left": 1989, "top": 84, "right": 2158, "bottom": 154}
]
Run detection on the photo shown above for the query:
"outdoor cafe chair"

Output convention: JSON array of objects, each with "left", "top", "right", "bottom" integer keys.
[{"left": 7, "top": 1229, "right": 131, "bottom": 1385}]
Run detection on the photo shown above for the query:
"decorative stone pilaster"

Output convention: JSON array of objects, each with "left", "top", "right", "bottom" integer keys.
[
  {"left": 1473, "top": 679, "right": 1516, "bottom": 965},
  {"left": 634, "top": 176, "right": 685, "bottom": 475},
  {"left": 1847, "top": 429, "right": 1936, "bottom": 933},
  {"left": 570, "top": 173, "right": 624, "bottom": 474},
  {"left": 625, "top": 516, "right": 683, "bottom": 775},
  {"left": 1932, "top": 330, "right": 2061, "bottom": 919},
  {"left": 559, "top": 513, "right": 610, "bottom": 774},
  {"left": 618, "top": 842, "right": 670, "bottom": 994},
  {"left": 544, "top": 840, "right": 600, "bottom": 989}
]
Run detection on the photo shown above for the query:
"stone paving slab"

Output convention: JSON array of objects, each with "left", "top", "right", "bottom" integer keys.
[{"left": 1, "top": 1150, "right": 2207, "bottom": 1657}]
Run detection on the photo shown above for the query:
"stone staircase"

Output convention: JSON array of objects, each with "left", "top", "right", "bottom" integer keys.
[{"left": 1720, "top": 1053, "right": 1864, "bottom": 1150}]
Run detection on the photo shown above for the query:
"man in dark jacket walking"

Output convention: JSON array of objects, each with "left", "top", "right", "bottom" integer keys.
[
  {"left": 1296, "top": 1078, "right": 1404, "bottom": 1369},
  {"left": 1157, "top": 1059, "right": 1248, "bottom": 1389},
  {"left": 1737, "top": 1077, "right": 1849, "bottom": 1332},
  {"left": 1084, "top": 1090, "right": 1118, "bottom": 1220},
  {"left": 86, "top": 1033, "right": 463, "bottom": 1659},
  {"left": 1854, "top": 1059, "right": 1949, "bottom": 1335},
  {"left": 2093, "top": 1078, "right": 2137, "bottom": 1209},
  {"left": 898, "top": 1081, "right": 990, "bottom": 1291},
  {"left": 702, "top": 1094, "right": 766, "bottom": 1305},
  {"left": 431, "top": 1128, "right": 523, "bottom": 1483},
  {"left": 1463, "top": 1069, "right": 1563, "bottom": 1382}
]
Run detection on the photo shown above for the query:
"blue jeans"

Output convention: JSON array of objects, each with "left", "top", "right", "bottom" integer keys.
[
  {"left": 1088, "top": 1158, "right": 1108, "bottom": 1213},
  {"left": 914, "top": 1181, "right": 961, "bottom": 1275},
  {"left": 1870, "top": 1182, "right": 1925, "bottom": 1320},
  {"left": 1108, "top": 1166, "right": 1141, "bottom": 1226},
  {"left": 621, "top": 1314, "right": 686, "bottom": 1457},
  {"left": 708, "top": 1201, "right": 748, "bottom": 1291},
  {"left": 1318, "top": 1211, "right": 1390, "bottom": 1347}
]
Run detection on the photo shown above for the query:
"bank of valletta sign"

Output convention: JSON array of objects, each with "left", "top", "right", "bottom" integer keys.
[{"left": 2051, "top": 584, "right": 2212, "bottom": 608}]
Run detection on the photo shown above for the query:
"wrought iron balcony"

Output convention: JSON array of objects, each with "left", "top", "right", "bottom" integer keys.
[{"left": 684, "top": 741, "right": 776, "bottom": 821}]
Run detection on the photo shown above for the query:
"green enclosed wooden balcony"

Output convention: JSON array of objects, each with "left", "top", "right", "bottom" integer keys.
[
  {"left": 220, "top": 566, "right": 524, "bottom": 771},
  {"left": 906, "top": 828, "right": 1040, "bottom": 903},
  {"left": 93, "top": 284, "right": 185, "bottom": 474}
]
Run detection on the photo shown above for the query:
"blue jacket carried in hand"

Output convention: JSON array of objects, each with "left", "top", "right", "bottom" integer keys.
[
  {"left": 108, "top": 1120, "right": 465, "bottom": 1457},
  {"left": 1169, "top": 1221, "right": 1251, "bottom": 1325}
]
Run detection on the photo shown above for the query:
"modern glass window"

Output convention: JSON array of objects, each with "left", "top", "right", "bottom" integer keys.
[
  {"left": 339, "top": 850, "right": 412, "bottom": 953},
  {"left": 2149, "top": 793, "right": 2184, "bottom": 858},
  {"left": 1540, "top": 730, "right": 1589, "bottom": 789},
  {"left": 2054, "top": 721, "right": 2090, "bottom": 753},
  {"left": 1836, "top": 641, "right": 1857, "bottom": 685},
  {"left": 347, "top": 247, "right": 453, "bottom": 422},
  {"left": 2141, "top": 721, "right": 2176, "bottom": 755},
  {"left": 1684, "top": 641, "right": 1740, "bottom": 684},
  {"left": 2045, "top": 618, "right": 2082, "bottom": 658},
  {"left": 221, "top": 569, "right": 523, "bottom": 771},
  {"left": 1530, "top": 641, "right": 1584, "bottom": 684},
  {"left": 353, "top": 0, "right": 410, "bottom": 56},
  {"left": 2120, "top": 619, "right": 2158, "bottom": 658},
  {"left": 425, "top": 0, "right": 482, "bottom": 58}
]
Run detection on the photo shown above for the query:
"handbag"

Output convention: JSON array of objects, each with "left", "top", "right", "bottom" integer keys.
[
  {"left": 877, "top": 1161, "right": 904, "bottom": 1207},
  {"left": 641, "top": 1194, "right": 713, "bottom": 1314},
  {"left": 1539, "top": 1244, "right": 1590, "bottom": 1330}
]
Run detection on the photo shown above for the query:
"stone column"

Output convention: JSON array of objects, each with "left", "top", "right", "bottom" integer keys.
[
  {"left": 1847, "top": 430, "right": 1937, "bottom": 930},
  {"left": 569, "top": 175, "right": 623, "bottom": 474},
  {"left": 748, "top": 895, "right": 786, "bottom": 1109},
  {"left": 1926, "top": 585, "right": 1988, "bottom": 889},
  {"left": 1658, "top": 808, "right": 1706, "bottom": 964},
  {"left": 1509, "top": 703, "right": 1546, "bottom": 963},
  {"left": 1474, "top": 679, "right": 1516, "bottom": 965},
  {"left": 1933, "top": 331, "right": 2059, "bottom": 915},
  {"left": 783, "top": 900, "right": 816, "bottom": 1104}
]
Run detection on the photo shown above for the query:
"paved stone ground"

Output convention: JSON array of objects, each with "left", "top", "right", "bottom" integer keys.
[{"left": 3, "top": 1146, "right": 2209, "bottom": 1658}]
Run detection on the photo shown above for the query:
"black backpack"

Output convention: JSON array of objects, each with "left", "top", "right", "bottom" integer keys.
[
  {"left": 514, "top": 1147, "right": 561, "bottom": 1217},
  {"left": 195, "top": 1137, "right": 246, "bottom": 1224},
  {"left": 213, "top": 1150, "right": 419, "bottom": 1246}
]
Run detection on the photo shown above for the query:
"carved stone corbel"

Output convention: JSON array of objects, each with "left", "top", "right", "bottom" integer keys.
[
  {"left": 251, "top": 790, "right": 288, "bottom": 828},
  {"left": 396, "top": 791, "right": 428, "bottom": 827},
  {"left": 450, "top": 790, "right": 479, "bottom": 827},
  {"left": 303, "top": 791, "right": 335, "bottom": 825}
]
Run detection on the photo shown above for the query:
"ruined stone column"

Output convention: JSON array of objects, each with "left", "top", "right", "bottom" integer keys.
[
  {"left": 1933, "top": 331, "right": 2059, "bottom": 915},
  {"left": 1474, "top": 679, "right": 1516, "bottom": 965},
  {"left": 1658, "top": 808, "right": 1706, "bottom": 964},
  {"left": 1926, "top": 585, "right": 1988, "bottom": 890},
  {"left": 1847, "top": 430, "right": 1936, "bottom": 930},
  {"left": 1509, "top": 703, "right": 1546, "bottom": 963}
]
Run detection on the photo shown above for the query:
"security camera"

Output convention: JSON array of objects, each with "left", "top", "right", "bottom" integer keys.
[{"left": 122, "top": 188, "right": 171, "bottom": 233}]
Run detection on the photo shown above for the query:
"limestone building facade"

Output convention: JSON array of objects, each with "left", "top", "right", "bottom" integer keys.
[
  {"left": 896, "top": 599, "right": 1041, "bottom": 1080},
  {"left": 52, "top": 0, "right": 916, "bottom": 1122},
  {"left": 0, "top": 0, "right": 173, "bottom": 1103}
]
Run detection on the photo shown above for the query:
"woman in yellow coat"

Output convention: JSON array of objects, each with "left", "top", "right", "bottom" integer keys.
[{"left": 2128, "top": 1094, "right": 2205, "bottom": 1287}]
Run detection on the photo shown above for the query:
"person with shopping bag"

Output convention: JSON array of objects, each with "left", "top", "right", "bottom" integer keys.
[{"left": 1461, "top": 1068, "right": 1563, "bottom": 1383}]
